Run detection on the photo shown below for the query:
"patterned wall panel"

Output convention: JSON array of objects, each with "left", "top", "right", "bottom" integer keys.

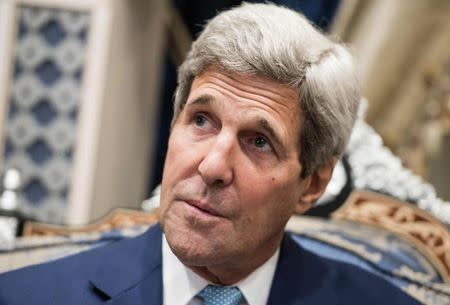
[{"left": 2, "top": 5, "right": 89, "bottom": 223}]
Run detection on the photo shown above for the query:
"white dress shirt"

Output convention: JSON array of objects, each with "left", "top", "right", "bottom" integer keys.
[{"left": 162, "top": 235, "right": 280, "bottom": 305}]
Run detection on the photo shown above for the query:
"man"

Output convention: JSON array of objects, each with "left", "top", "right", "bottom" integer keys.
[{"left": 0, "top": 3, "right": 421, "bottom": 305}]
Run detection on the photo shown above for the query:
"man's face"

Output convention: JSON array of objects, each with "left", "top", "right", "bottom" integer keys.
[{"left": 160, "top": 68, "right": 314, "bottom": 274}]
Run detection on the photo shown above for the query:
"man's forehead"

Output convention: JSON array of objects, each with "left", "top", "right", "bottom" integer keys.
[
  {"left": 187, "top": 68, "right": 302, "bottom": 124},
  {"left": 188, "top": 69, "right": 300, "bottom": 108}
]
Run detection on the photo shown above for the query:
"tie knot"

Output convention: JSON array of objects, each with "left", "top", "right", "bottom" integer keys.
[{"left": 198, "top": 284, "right": 244, "bottom": 305}]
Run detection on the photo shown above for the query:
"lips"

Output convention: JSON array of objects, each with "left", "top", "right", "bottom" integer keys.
[{"left": 184, "top": 199, "right": 223, "bottom": 217}]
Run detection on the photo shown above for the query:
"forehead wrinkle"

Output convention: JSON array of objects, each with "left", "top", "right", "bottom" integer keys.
[
  {"left": 200, "top": 66, "right": 298, "bottom": 101},
  {"left": 223, "top": 71, "right": 298, "bottom": 102},
  {"left": 197, "top": 78, "right": 298, "bottom": 133},
  {"left": 196, "top": 71, "right": 297, "bottom": 115}
]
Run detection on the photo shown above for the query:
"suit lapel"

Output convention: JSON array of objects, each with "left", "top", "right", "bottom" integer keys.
[
  {"left": 88, "top": 227, "right": 340, "bottom": 305},
  {"left": 103, "top": 273, "right": 163, "bottom": 305},
  {"left": 89, "top": 225, "right": 163, "bottom": 305},
  {"left": 266, "top": 233, "right": 338, "bottom": 305}
]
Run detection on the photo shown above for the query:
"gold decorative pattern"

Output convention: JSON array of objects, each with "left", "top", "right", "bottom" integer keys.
[
  {"left": 333, "top": 190, "right": 450, "bottom": 283},
  {"left": 393, "top": 265, "right": 434, "bottom": 283},
  {"left": 22, "top": 208, "right": 159, "bottom": 236},
  {"left": 404, "top": 284, "right": 450, "bottom": 305},
  {"left": 429, "top": 282, "right": 450, "bottom": 295}
]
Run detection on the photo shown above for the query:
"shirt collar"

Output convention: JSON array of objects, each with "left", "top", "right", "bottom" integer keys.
[
  {"left": 162, "top": 234, "right": 280, "bottom": 305},
  {"left": 236, "top": 247, "right": 279, "bottom": 305}
]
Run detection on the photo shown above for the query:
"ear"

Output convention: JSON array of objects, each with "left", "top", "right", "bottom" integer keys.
[{"left": 295, "top": 158, "right": 337, "bottom": 214}]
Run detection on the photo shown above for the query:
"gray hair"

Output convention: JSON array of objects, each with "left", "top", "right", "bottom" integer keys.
[{"left": 173, "top": 2, "right": 360, "bottom": 177}]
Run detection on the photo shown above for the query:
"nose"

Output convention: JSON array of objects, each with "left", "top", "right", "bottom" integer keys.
[{"left": 198, "top": 133, "right": 234, "bottom": 187}]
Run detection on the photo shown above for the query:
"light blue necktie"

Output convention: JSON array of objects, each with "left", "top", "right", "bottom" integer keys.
[{"left": 197, "top": 284, "right": 244, "bottom": 305}]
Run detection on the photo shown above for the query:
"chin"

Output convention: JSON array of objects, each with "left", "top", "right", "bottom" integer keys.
[
  {"left": 165, "top": 225, "right": 226, "bottom": 267},
  {"left": 169, "top": 236, "right": 213, "bottom": 266}
]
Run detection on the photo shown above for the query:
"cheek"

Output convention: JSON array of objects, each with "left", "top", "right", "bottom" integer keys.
[
  {"left": 239, "top": 167, "right": 295, "bottom": 197},
  {"left": 238, "top": 174, "right": 286, "bottom": 208},
  {"left": 237, "top": 171, "right": 300, "bottom": 221}
]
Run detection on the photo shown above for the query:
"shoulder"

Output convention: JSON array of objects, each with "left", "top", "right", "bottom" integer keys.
[
  {"left": 276, "top": 233, "right": 423, "bottom": 305},
  {"left": 0, "top": 224, "right": 162, "bottom": 305},
  {"left": 324, "top": 256, "right": 422, "bottom": 305}
]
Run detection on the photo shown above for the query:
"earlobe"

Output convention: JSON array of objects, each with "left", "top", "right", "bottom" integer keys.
[
  {"left": 295, "top": 198, "right": 314, "bottom": 214},
  {"left": 295, "top": 158, "right": 337, "bottom": 214}
]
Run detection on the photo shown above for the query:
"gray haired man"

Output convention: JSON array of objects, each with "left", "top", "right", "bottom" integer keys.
[{"left": 0, "top": 3, "right": 423, "bottom": 305}]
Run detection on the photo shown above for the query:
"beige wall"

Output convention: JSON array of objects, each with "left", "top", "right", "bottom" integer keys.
[{"left": 332, "top": 0, "right": 450, "bottom": 200}]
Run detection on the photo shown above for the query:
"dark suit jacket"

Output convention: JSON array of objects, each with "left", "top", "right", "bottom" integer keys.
[{"left": 0, "top": 224, "right": 422, "bottom": 305}]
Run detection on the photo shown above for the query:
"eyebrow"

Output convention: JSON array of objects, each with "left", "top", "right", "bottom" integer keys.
[
  {"left": 187, "top": 94, "right": 287, "bottom": 156},
  {"left": 187, "top": 94, "right": 215, "bottom": 106}
]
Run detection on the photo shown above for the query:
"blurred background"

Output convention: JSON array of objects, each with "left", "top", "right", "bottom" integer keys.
[{"left": 0, "top": 0, "right": 449, "bottom": 225}]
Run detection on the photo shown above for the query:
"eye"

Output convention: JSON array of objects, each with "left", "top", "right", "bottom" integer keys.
[
  {"left": 192, "top": 113, "right": 215, "bottom": 131},
  {"left": 194, "top": 114, "right": 207, "bottom": 127},
  {"left": 254, "top": 136, "right": 268, "bottom": 148},
  {"left": 251, "top": 135, "right": 273, "bottom": 153}
]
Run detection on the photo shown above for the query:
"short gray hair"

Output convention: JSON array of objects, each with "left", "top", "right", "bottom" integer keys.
[{"left": 173, "top": 2, "right": 360, "bottom": 177}]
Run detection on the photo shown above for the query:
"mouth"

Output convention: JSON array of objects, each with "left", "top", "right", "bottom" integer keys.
[{"left": 184, "top": 199, "right": 223, "bottom": 218}]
